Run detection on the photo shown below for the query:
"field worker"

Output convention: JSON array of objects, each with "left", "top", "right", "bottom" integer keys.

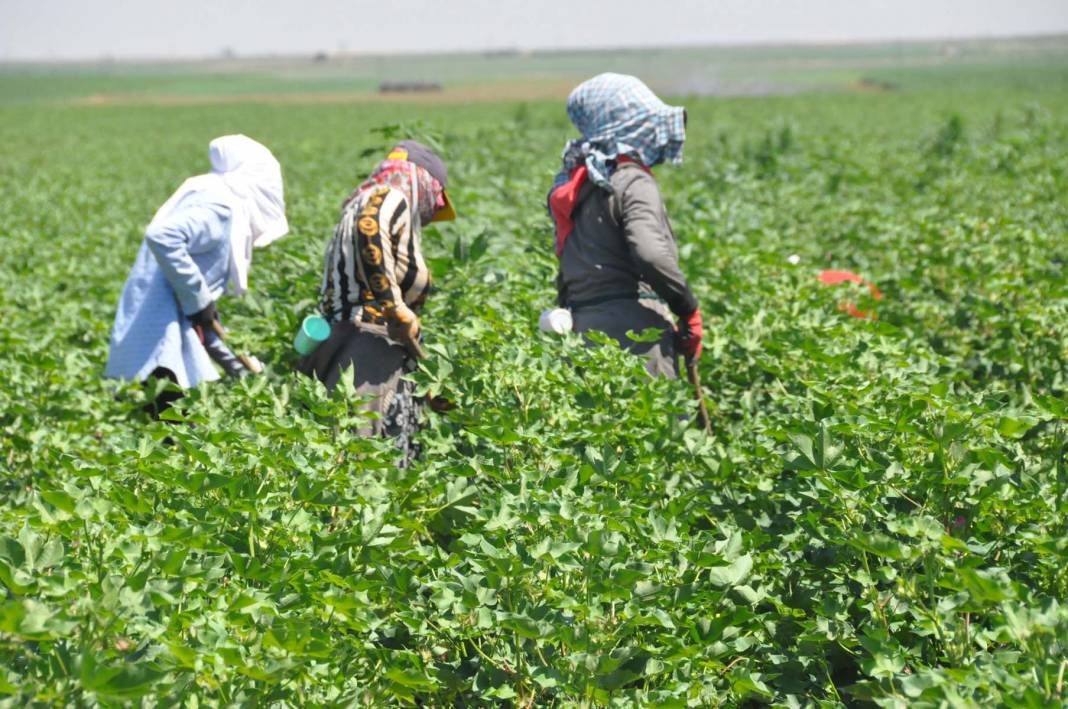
[
  {"left": 548, "top": 73, "right": 702, "bottom": 377},
  {"left": 298, "top": 141, "right": 455, "bottom": 465},
  {"left": 105, "top": 135, "right": 287, "bottom": 413}
]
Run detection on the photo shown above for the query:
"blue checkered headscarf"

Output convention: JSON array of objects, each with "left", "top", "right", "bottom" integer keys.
[{"left": 551, "top": 73, "right": 686, "bottom": 194}]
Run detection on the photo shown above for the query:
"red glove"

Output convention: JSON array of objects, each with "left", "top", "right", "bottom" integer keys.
[{"left": 675, "top": 308, "right": 703, "bottom": 359}]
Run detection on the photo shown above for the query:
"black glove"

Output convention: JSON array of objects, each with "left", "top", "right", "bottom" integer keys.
[
  {"left": 190, "top": 302, "right": 218, "bottom": 328},
  {"left": 189, "top": 302, "right": 218, "bottom": 344}
]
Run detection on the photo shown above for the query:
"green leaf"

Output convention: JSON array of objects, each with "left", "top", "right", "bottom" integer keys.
[
  {"left": 706, "top": 553, "right": 753, "bottom": 587},
  {"left": 732, "top": 671, "right": 774, "bottom": 699},
  {"left": 996, "top": 416, "right": 1039, "bottom": 438},
  {"left": 955, "top": 567, "right": 1016, "bottom": 603},
  {"left": 384, "top": 667, "right": 437, "bottom": 690},
  {"left": 0, "top": 560, "right": 35, "bottom": 595},
  {"left": 41, "top": 489, "right": 77, "bottom": 514},
  {"left": 848, "top": 533, "right": 910, "bottom": 561},
  {"left": 498, "top": 612, "right": 545, "bottom": 639}
]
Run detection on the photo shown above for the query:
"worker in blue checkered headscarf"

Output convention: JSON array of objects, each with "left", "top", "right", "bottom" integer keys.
[
  {"left": 551, "top": 73, "right": 686, "bottom": 194},
  {"left": 547, "top": 74, "right": 702, "bottom": 381}
]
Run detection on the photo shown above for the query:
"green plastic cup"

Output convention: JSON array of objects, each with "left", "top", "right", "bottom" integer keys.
[{"left": 294, "top": 315, "right": 331, "bottom": 356}]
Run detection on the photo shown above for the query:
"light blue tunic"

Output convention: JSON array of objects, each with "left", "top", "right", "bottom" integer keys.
[{"left": 106, "top": 186, "right": 234, "bottom": 388}]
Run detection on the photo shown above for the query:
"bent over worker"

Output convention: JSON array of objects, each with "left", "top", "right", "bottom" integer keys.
[
  {"left": 297, "top": 141, "right": 456, "bottom": 465},
  {"left": 548, "top": 73, "right": 702, "bottom": 377},
  {"left": 105, "top": 135, "right": 287, "bottom": 413}
]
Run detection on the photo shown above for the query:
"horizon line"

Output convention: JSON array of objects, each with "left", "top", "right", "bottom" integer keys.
[{"left": 2, "top": 30, "right": 1066, "bottom": 68}]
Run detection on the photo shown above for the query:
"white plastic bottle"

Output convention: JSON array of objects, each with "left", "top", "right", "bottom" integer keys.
[{"left": 538, "top": 308, "right": 573, "bottom": 335}]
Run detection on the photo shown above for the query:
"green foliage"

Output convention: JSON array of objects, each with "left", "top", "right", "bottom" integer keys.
[{"left": 0, "top": 73, "right": 1067, "bottom": 706}]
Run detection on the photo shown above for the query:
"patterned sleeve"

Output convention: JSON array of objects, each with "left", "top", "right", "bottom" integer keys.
[
  {"left": 319, "top": 185, "right": 422, "bottom": 321},
  {"left": 354, "top": 186, "right": 408, "bottom": 310}
]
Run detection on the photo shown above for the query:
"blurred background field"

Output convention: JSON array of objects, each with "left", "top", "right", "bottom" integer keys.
[{"left": 2, "top": 34, "right": 1067, "bottom": 105}]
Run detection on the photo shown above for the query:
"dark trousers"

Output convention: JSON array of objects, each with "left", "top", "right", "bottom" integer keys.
[{"left": 143, "top": 367, "right": 183, "bottom": 419}]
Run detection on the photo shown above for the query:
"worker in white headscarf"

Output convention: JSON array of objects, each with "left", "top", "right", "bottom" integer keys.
[{"left": 105, "top": 135, "right": 287, "bottom": 411}]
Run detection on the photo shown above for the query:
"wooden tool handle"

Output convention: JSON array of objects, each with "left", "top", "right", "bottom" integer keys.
[
  {"left": 686, "top": 358, "right": 713, "bottom": 435},
  {"left": 403, "top": 336, "right": 428, "bottom": 360},
  {"left": 209, "top": 319, "right": 262, "bottom": 374},
  {"left": 237, "top": 353, "right": 263, "bottom": 374}
]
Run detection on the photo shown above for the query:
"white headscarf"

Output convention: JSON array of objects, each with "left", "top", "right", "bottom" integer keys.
[{"left": 148, "top": 134, "right": 288, "bottom": 296}]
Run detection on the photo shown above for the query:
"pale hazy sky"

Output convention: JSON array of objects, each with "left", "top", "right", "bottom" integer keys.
[{"left": 2, "top": 0, "right": 1067, "bottom": 61}]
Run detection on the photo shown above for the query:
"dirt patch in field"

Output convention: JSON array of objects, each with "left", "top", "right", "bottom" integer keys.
[
  {"left": 72, "top": 80, "right": 577, "bottom": 107},
  {"left": 850, "top": 77, "right": 899, "bottom": 93}
]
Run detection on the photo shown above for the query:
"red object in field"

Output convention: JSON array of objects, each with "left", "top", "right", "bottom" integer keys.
[{"left": 818, "top": 270, "right": 882, "bottom": 320}]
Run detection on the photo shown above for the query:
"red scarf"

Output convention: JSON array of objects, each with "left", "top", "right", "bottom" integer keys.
[{"left": 549, "top": 156, "right": 651, "bottom": 257}]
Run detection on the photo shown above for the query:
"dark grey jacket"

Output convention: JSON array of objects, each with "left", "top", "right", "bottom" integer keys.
[{"left": 556, "top": 162, "right": 698, "bottom": 318}]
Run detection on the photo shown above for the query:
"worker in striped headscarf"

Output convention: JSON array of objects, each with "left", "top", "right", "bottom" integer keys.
[
  {"left": 548, "top": 73, "right": 702, "bottom": 378},
  {"left": 298, "top": 140, "right": 455, "bottom": 466}
]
